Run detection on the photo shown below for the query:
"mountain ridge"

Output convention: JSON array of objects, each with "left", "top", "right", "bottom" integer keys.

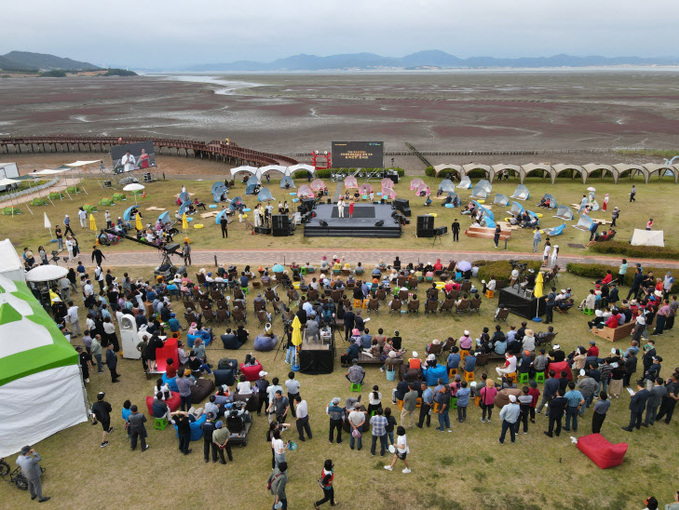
[{"left": 0, "top": 51, "right": 99, "bottom": 72}]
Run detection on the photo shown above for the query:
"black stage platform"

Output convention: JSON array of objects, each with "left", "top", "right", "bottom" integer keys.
[
  {"left": 299, "top": 339, "right": 335, "bottom": 375},
  {"left": 304, "top": 203, "right": 402, "bottom": 238},
  {"left": 498, "top": 286, "right": 546, "bottom": 319}
]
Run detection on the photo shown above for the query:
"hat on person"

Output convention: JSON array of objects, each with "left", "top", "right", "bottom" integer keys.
[
  {"left": 464, "top": 330, "right": 470, "bottom": 336},
  {"left": 455, "top": 374, "right": 461, "bottom": 381},
  {"left": 259, "top": 370, "right": 268, "bottom": 377},
  {"left": 509, "top": 395, "right": 517, "bottom": 402},
  {"left": 331, "top": 397, "right": 341, "bottom": 405},
  {"left": 553, "top": 344, "right": 560, "bottom": 350},
  {"left": 170, "top": 313, "right": 176, "bottom": 317},
  {"left": 595, "top": 309, "right": 603, "bottom": 317},
  {"left": 184, "top": 369, "right": 192, "bottom": 376},
  {"left": 427, "top": 354, "right": 436, "bottom": 361},
  {"left": 653, "top": 356, "right": 663, "bottom": 362},
  {"left": 589, "top": 340, "right": 596, "bottom": 345},
  {"left": 98, "top": 391, "right": 105, "bottom": 397},
  {"left": 579, "top": 369, "right": 586, "bottom": 377},
  {"left": 412, "top": 351, "right": 418, "bottom": 358},
  {"left": 215, "top": 421, "right": 223, "bottom": 429},
  {"left": 352, "top": 328, "right": 360, "bottom": 336},
  {"left": 191, "top": 322, "right": 197, "bottom": 328},
  {"left": 611, "top": 348, "right": 617, "bottom": 354}
]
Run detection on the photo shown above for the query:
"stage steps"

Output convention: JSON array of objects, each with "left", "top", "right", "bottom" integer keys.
[
  {"left": 465, "top": 225, "right": 512, "bottom": 241},
  {"left": 304, "top": 225, "right": 401, "bottom": 238}
]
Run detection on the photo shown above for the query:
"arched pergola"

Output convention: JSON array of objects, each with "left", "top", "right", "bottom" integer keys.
[
  {"left": 434, "top": 164, "right": 464, "bottom": 180},
  {"left": 491, "top": 164, "right": 521, "bottom": 183},
  {"left": 462, "top": 164, "right": 492, "bottom": 181},
  {"left": 581, "top": 163, "right": 617, "bottom": 183},
  {"left": 613, "top": 164, "right": 648, "bottom": 183},
  {"left": 644, "top": 163, "right": 679, "bottom": 183},
  {"left": 520, "top": 163, "right": 554, "bottom": 184}
]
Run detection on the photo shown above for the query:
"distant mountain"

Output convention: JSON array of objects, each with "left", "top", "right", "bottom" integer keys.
[
  {"left": 0, "top": 51, "right": 100, "bottom": 72},
  {"left": 179, "top": 51, "right": 679, "bottom": 72}
]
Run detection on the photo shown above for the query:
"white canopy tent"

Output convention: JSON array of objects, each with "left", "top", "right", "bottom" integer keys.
[
  {"left": 630, "top": 229, "right": 665, "bottom": 247},
  {"left": 30, "top": 169, "right": 69, "bottom": 176},
  {"left": 0, "top": 239, "right": 25, "bottom": 282},
  {"left": 287, "top": 164, "right": 315, "bottom": 175},
  {"left": 64, "top": 160, "right": 101, "bottom": 168}
]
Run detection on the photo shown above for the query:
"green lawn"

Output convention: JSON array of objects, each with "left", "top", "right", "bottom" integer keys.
[
  {"left": 3, "top": 168, "right": 677, "bottom": 258},
  {"left": 2, "top": 261, "right": 678, "bottom": 510}
]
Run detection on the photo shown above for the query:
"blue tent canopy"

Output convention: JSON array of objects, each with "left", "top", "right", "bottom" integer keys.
[
  {"left": 544, "top": 223, "right": 566, "bottom": 236},
  {"left": 157, "top": 211, "right": 170, "bottom": 225},
  {"left": 213, "top": 191, "right": 228, "bottom": 203},
  {"left": 257, "top": 187, "right": 274, "bottom": 202},
  {"left": 508, "top": 201, "right": 525, "bottom": 216},
  {"left": 472, "top": 200, "right": 495, "bottom": 227},
  {"left": 215, "top": 209, "right": 229, "bottom": 225},
  {"left": 527, "top": 210, "right": 539, "bottom": 219},
  {"left": 510, "top": 185, "right": 529, "bottom": 201},
  {"left": 179, "top": 191, "right": 190, "bottom": 204},
  {"left": 493, "top": 193, "right": 509, "bottom": 206},
  {"left": 438, "top": 179, "right": 455, "bottom": 193},
  {"left": 123, "top": 205, "right": 136, "bottom": 221},
  {"left": 540, "top": 193, "right": 558, "bottom": 209},
  {"left": 211, "top": 182, "right": 226, "bottom": 195},
  {"left": 573, "top": 214, "right": 594, "bottom": 231},
  {"left": 229, "top": 196, "right": 243, "bottom": 211},
  {"left": 179, "top": 201, "right": 190, "bottom": 215},
  {"left": 471, "top": 186, "right": 488, "bottom": 200},
  {"left": 476, "top": 179, "right": 492, "bottom": 194},
  {"left": 280, "top": 176, "right": 295, "bottom": 189},
  {"left": 554, "top": 205, "right": 574, "bottom": 221}
]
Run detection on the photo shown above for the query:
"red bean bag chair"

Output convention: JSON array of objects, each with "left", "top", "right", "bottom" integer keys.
[
  {"left": 145, "top": 392, "right": 181, "bottom": 416},
  {"left": 240, "top": 362, "right": 263, "bottom": 382},
  {"left": 577, "top": 433, "right": 628, "bottom": 469},
  {"left": 494, "top": 388, "right": 523, "bottom": 408},
  {"left": 156, "top": 338, "right": 179, "bottom": 373},
  {"left": 548, "top": 361, "right": 573, "bottom": 381}
]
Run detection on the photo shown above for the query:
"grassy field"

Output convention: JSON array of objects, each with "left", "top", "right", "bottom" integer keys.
[
  {"left": 2, "top": 260, "right": 678, "bottom": 510},
  {"left": 2, "top": 162, "right": 679, "bottom": 257}
]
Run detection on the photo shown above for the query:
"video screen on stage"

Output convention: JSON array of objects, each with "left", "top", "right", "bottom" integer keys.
[
  {"left": 331, "top": 141, "right": 383, "bottom": 168},
  {"left": 111, "top": 141, "right": 156, "bottom": 173}
]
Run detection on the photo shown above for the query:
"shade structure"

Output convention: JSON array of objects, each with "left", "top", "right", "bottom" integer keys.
[
  {"left": 438, "top": 179, "right": 455, "bottom": 193},
  {"left": 493, "top": 194, "right": 509, "bottom": 206},
  {"left": 259, "top": 164, "right": 287, "bottom": 175},
  {"left": 178, "top": 201, "right": 190, "bottom": 215},
  {"left": 123, "top": 206, "right": 136, "bottom": 221},
  {"left": 257, "top": 187, "right": 274, "bottom": 202},
  {"left": 64, "top": 160, "right": 100, "bottom": 168},
  {"left": 245, "top": 175, "right": 260, "bottom": 195},
  {"left": 123, "top": 183, "right": 145, "bottom": 205},
  {"left": 510, "top": 185, "right": 529, "bottom": 201},
  {"left": 381, "top": 178, "right": 394, "bottom": 189},
  {"left": 297, "top": 185, "right": 314, "bottom": 198},
  {"left": 416, "top": 184, "right": 431, "bottom": 197},
  {"left": 457, "top": 260, "right": 471, "bottom": 272},
  {"left": 344, "top": 176, "right": 358, "bottom": 189},
  {"left": 572, "top": 214, "right": 594, "bottom": 232},
  {"left": 358, "top": 183, "right": 373, "bottom": 195},
  {"left": 280, "top": 176, "right": 295, "bottom": 189},
  {"left": 381, "top": 187, "right": 396, "bottom": 200},
  {"left": 457, "top": 176, "right": 472, "bottom": 189},
  {"left": 508, "top": 201, "right": 525, "bottom": 216},
  {"left": 310, "top": 179, "right": 326, "bottom": 192},
  {"left": 229, "top": 196, "right": 243, "bottom": 211},
  {"left": 554, "top": 205, "right": 574, "bottom": 221},
  {"left": 410, "top": 178, "right": 424, "bottom": 191},
  {"left": 230, "top": 165, "right": 259, "bottom": 178},
  {"left": 157, "top": 211, "right": 170, "bottom": 225},
  {"left": 291, "top": 316, "right": 302, "bottom": 346},
  {"left": 211, "top": 181, "right": 227, "bottom": 195},
  {"left": 476, "top": 179, "right": 492, "bottom": 193},
  {"left": 178, "top": 191, "right": 190, "bottom": 204},
  {"left": 287, "top": 163, "right": 315, "bottom": 174},
  {"left": 544, "top": 223, "right": 567, "bottom": 236},
  {"left": 272, "top": 264, "right": 285, "bottom": 273},
  {"left": 89, "top": 213, "right": 96, "bottom": 231},
  {"left": 540, "top": 193, "right": 558, "bottom": 209},
  {"left": 470, "top": 186, "right": 488, "bottom": 200},
  {"left": 25, "top": 265, "right": 68, "bottom": 282},
  {"left": 215, "top": 209, "right": 229, "bottom": 225},
  {"left": 0, "top": 274, "right": 88, "bottom": 457}
]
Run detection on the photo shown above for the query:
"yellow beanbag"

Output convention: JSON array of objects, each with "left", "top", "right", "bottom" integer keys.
[
  {"left": 427, "top": 213, "right": 438, "bottom": 218},
  {"left": 194, "top": 224, "right": 204, "bottom": 229}
]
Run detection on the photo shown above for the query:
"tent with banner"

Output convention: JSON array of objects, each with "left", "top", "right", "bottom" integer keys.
[
  {"left": 630, "top": 229, "right": 665, "bottom": 247},
  {"left": 0, "top": 273, "right": 88, "bottom": 457}
]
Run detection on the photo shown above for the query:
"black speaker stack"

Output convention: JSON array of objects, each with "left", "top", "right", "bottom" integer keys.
[
  {"left": 416, "top": 215, "right": 435, "bottom": 237},
  {"left": 393, "top": 198, "right": 411, "bottom": 217},
  {"left": 272, "top": 215, "right": 294, "bottom": 236},
  {"left": 255, "top": 226, "right": 272, "bottom": 235}
]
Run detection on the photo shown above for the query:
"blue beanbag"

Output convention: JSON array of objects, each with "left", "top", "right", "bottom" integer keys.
[
  {"left": 289, "top": 192, "right": 297, "bottom": 196},
  {"left": 174, "top": 413, "right": 207, "bottom": 441},
  {"left": 423, "top": 364, "right": 449, "bottom": 386},
  {"left": 243, "top": 208, "right": 251, "bottom": 212},
  {"left": 209, "top": 204, "right": 217, "bottom": 208},
  {"left": 187, "top": 217, "right": 194, "bottom": 222},
  {"left": 254, "top": 334, "right": 278, "bottom": 352},
  {"left": 445, "top": 203, "right": 454, "bottom": 208},
  {"left": 162, "top": 374, "right": 179, "bottom": 392}
]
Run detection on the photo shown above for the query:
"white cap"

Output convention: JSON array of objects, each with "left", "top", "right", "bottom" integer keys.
[
  {"left": 259, "top": 370, "right": 268, "bottom": 377},
  {"left": 412, "top": 351, "right": 418, "bottom": 358},
  {"left": 611, "top": 348, "right": 617, "bottom": 354},
  {"left": 427, "top": 354, "right": 435, "bottom": 361},
  {"left": 509, "top": 395, "right": 517, "bottom": 402},
  {"left": 579, "top": 369, "right": 586, "bottom": 377},
  {"left": 553, "top": 344, "right": 560, "bottom": 350},
  {"left": 464, "top": 330, "right": 470, "bottom": 336}
]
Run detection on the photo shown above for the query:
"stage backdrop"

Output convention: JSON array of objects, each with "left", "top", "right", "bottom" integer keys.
[
  {"left": 111, "top": 141, "right": 156, "bottom": 173},
  {"left": 331, "top": 141, "right": 383, "bottom": 168}
]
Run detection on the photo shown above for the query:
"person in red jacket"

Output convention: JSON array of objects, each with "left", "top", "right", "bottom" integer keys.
[
  {"left": 586, "top": 340, "right": 599, "bottom": 358},
  {"left": 605, "top": 313, "right": 619, "bottom": 329}
]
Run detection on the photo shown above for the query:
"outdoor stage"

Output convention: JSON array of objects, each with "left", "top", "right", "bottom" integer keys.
[{"left": 304, "top": 203, "right": 402, "bottom": 238}]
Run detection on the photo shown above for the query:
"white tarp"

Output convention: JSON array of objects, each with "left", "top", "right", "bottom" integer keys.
[
  {"left": 630, "top": 229, "right": 665, "bottom": 247},
  {"left": 64, "top": 160, "right": 100, "bottom": 168},
  {"left": 0, "top": 365, "right": 88, "bottom": 457},
  {"left": 31, "top": 169, "right": 69, "bottom": 175},
  {"left": 0, "top": 239, "right": 25, "bottom": 282}
]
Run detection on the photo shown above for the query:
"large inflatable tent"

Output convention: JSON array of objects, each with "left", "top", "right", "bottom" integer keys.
[
  {"left": 257, "top": 187, "right": 274, "bottom": 202},
  {"left": 0, "top": 239, "right": 25, "bottom": 282},
  {"left": 0, "top": 273, "right": 88, "bottom": 457}
]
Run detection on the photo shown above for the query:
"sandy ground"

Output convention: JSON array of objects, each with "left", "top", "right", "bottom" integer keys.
[{"left": 1, "top": 71, "right": 678, "bottom": 161}]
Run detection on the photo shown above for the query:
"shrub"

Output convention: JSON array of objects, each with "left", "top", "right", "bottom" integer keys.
[
  {"left": 476, "top": 259, "right": 542, "bottom": 285},
  {"left": 588, "top": 241, "right": 679, "bottom": 260},
  {"left": 567, "top": 263, "right": 675, "bottom": 280},
  {"left": 425, "top": 166, "right": 436, "bottom": 177}
]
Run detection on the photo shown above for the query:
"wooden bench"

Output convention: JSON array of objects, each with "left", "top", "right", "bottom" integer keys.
[
  {"left": 356, "top": 352, "right": 404, "bottom": 369},
  {"left": 465, "top": 226, "right": 511, "bottom": 241},
  {"left": 591, "top": 321, "right": 635, "bottom": 342}
]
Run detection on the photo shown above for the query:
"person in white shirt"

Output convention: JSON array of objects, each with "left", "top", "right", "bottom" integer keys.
[
  {"left": 495, "top": 352, "right": 518, "bottom": 377},
  {"left": 337, "top": 198, "right": 345, "bottom": 218},
  {"left": 66, "top": 301, "right": 80, "bottom": 337},
  {"left": 65, "top": 237, "right": 74, "bottom": 262},
  {"left": 78, "top": 207, "right": 88, "bottom": 228},
  {"left": 295, "top": 399, "right": 312, "bottom": 441},
  {"left": 83, "top": 280, "right": 94, "bottom": 298},
  {"left": 384, "top": 425, "right": 411, "bottom": 473},
  {"left": 121, "top": 151, "right": 136, "bottom": 172},
  {"left": 236, "top": 375, "right": 253, "bottom": 395}
]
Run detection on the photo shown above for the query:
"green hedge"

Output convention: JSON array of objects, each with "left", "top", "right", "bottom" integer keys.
[
  {"left": 567, "top": 262, "right": 674, "bottom": 280},
  {"left": 425, "top": 166, "right": 436, "bottom": 177},
  {"left": 66, "top": 186, "right": 80, "bottom": 193},
  {"left": 48, "top": 192, "right": 62, "bottom": 200},
  {"left": 2, "top": 206, "right": 20, "bottom": 215},
  {"left": 589, "top": 241, "right": 679, "bottom": 260},
  {"left": 30, "top": 198, "right": 48, "bottom": 206},
  {"left": 476, "top": 259, "right": 542, "bottom": 285}
]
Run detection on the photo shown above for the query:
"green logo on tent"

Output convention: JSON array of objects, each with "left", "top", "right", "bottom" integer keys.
[{"left": 0, "top": 302, "right": 22, "bottom": 324}]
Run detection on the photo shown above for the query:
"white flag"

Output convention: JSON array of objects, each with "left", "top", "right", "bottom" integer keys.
[{"left": 43, "top": 212, "right": 51, "bottom": 229}]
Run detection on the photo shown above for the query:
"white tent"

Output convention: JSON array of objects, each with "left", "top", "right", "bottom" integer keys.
[
  {"left": 287, "top": 164, "right": 315, "bottom": 175},
  {"left": 64, "top": 160, "right": 101, "bottom": 168},
  {"left": 31, "top": 169, "right": 69, "bottom": 175},
  {"left": 0, "top": 274, "right": 88, "bottom": 457},
  {"left": 0, "top": 239, "right": 25, "bottom": 282},
  {"left": 630, "top": 229, "right": 665, "bottom": 247}
]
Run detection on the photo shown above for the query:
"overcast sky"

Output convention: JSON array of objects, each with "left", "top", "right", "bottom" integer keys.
[{"left": 4, "top": 0, "right": 677, "bottom": 68}]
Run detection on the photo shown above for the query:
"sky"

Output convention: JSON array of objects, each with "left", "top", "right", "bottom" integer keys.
[{"left": 4, "top": 0, "right": 678, "bottom": 69}]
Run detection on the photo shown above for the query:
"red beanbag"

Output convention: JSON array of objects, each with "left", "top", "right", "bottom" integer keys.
[
  {"left": 145, "top": 391, "right": 181, "bottom": 416},
  {"left": 548, "top": 361, "right": 573, "bottom": 381},
  {"left": 155, "top": 338, "right": 179, "bottom": 373},
  {"left": 240, "top": 362, "right": 263, "bottom": 382},
  {"left": 577, "top": 433, "right": 627, "bottom": 469}
]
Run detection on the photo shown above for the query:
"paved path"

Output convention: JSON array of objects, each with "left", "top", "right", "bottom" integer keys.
[{"left": 64, "top": 246, "right": 679, "bottom": 270}]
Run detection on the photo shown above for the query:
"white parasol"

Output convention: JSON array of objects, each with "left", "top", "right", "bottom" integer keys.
[
  {"left": 25, "top": 264, "right": 68, "bottom": 282},
  {"left": 123, "top": 183, "right": 145, "bottom": 204}
]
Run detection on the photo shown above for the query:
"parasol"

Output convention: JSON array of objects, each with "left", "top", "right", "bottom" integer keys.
[
  {"left": 456, "top": 260, "right": 471, "bottom": 272},
  {"left": 123, "top": 183, "right": 145, "bottom": 205},
  {"left": 272, "top": 264, "right": 285, "bottom": 273},
  {"left": 25, "top": 265, "right": 68, "bottom": 282}
]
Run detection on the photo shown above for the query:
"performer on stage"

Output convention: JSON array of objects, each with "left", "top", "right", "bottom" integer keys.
[{"left": 337, "top": 198, "right": 345, "bottom": 219}]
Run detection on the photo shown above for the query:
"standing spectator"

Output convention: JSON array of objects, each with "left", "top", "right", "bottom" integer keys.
[
  {"left": 369, "top": 408, "right": 388, "bottom": 457},
  {"left": 656, "top": 372, "right": 679, "bottom": 424},
  {"left": 66, "top": 301, "right": 80, "bottom": 338},
  {"left": 544, "top": 287, "right": 556, "bottom": 324},
  {"left": 591, "top": 391, "right": 610, "bottom": 434},
  {"left": 176, "top": 370, "right": 195, "bottom": 411},
  {"left": 417, "top": 382, "right": 433, "bottom": 428},
  {"left": 15, "top": 446, "right": 50, "bottom": 502},
  {"left": 456, "top": 381, "right": 471, "bottom": 422},
  {"left": 91, "top": 245, "right": 105, "bottom": 267},
  {"left": 201, "top": 413, "right": 218, "bottom": 463},
  {"left": 91, "top": 391, "right": 114, "bottom": 448},
  {"left": 532, "top": 228, "right": 541, "bottom": 252},
  {"left": 348, "top": 405, "right": 366, "bottom": 451},
  {"left": 212, "top": 420, "right": 233, "bottom": 464},
  {"left": 295, "top": 398, "right": 312, "bottom": 442},
  {"left": 563, "top": 381, "right": 585, "bottom": 432},
  {"left": 285, "top": 372, "right": 300, "bottom": 417},
  {"left": 326, "top": 397, "right": 344, "bottom": 444},
  {"left": 401, "top": 385, "right": 418, "bottom": 429},
  {"left": 267, "top": 461, "right": 288, "bottom": 510},
  {"left": 493, "top": 224, "right": 502, "bottom": 248},
  {"left": 434, "top": 384, "right": 451, "bottom": 432},
  {"left": 91, "top": 334, "right": 103, "bottom": 373},
  {"left": 75, "top": 346, "right": 91, "bottom": 384},
  {"left": 544, "top": 388, "right": 568, "bottom": 438},
  {"left": 255, "top": 371, "right": 271, "bottom": 416},
  {"left": 630, "top": 185, "right": 636, "bottom": 202},
  {"left": 611, "top": 206, "right": 620, "bottom": 228},
  {"left": 515, "top": 386, "right": 533, "bottom": 435},
  {"left": 384, "top": 426, "right": 411, "bottom": 473},
  {"left": 498, "top": 394, "right": 520, "bottom": 445},
  {"left": 451, "top": 219, "right": 460, "bottom": 242},
  {"left": 182, "top": 241, "right": 192, "bottom": 266},
  {"left": 643, "top": 378, "right": 667, "bottom": 427},
  {"left": 128, "top": 405, "right": 149, "bottom": 452},
  {"left": 64, "top": 214, "right": 75, "bottom": 236},
  {"left": 105, "top": 210, "right": 112, "bottom": 229},
  {"left": 55, "top": 225, "right": 63, "bottom": 251},
  {"left": 105, "top": 343, "right": 120, "bottom": 383},
  {"left": 480, "top": 379, "right": 498, "bottom": 423},
  {"left": 78, "top": 206, "right": 87, "bottom": 228},
  {"left": 622, "top": 380, "right": 650, "bottom": 431},
  {"left": 314, "top": 459, "right": 337, "bottom": 509},
  {"left": 171, "top": 411, "right": 193, "bottom": 455},
  {"left": 268, "top": 390, "right": 291, "bottom": 425},
  {"left": 384, "top": 407, "right": 397, "bottom": 445},
  {"left": 220, "top": 214, "right": 228, "bottom": 238}
]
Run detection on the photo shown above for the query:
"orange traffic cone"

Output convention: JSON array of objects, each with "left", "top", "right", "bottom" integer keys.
[{"left": 142, "top": 191, "right": 146, "bottom": 198}]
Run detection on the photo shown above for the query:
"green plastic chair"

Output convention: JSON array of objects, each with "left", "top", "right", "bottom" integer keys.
[
  {"left": 350, "top": 382, "right": 362, "bottom": 393},
  {"left": 153, "top": 416, "right": 168, "bottom": 431}
]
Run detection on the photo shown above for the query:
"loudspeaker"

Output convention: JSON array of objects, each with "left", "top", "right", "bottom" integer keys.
[
  {"left": 300, "top": 198, "right": 316, "bottom": 214},
  {"left": 417, "top": 215, "right": 435, "bottom": 238},
  {"left": 255, "top": 226, "right": 272, "bottom": 234},
  {"left": 272, "top": 215, "right": 288, "bottom": 230},
  {"left": 103, "top": 180, "right": 112, "bottom": 188},
  {"left": 386, "top": 170, "right": 400, "bottom": 184},
  {"left": 394, "top": 198, "right": 411, "bottom": 217}
]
